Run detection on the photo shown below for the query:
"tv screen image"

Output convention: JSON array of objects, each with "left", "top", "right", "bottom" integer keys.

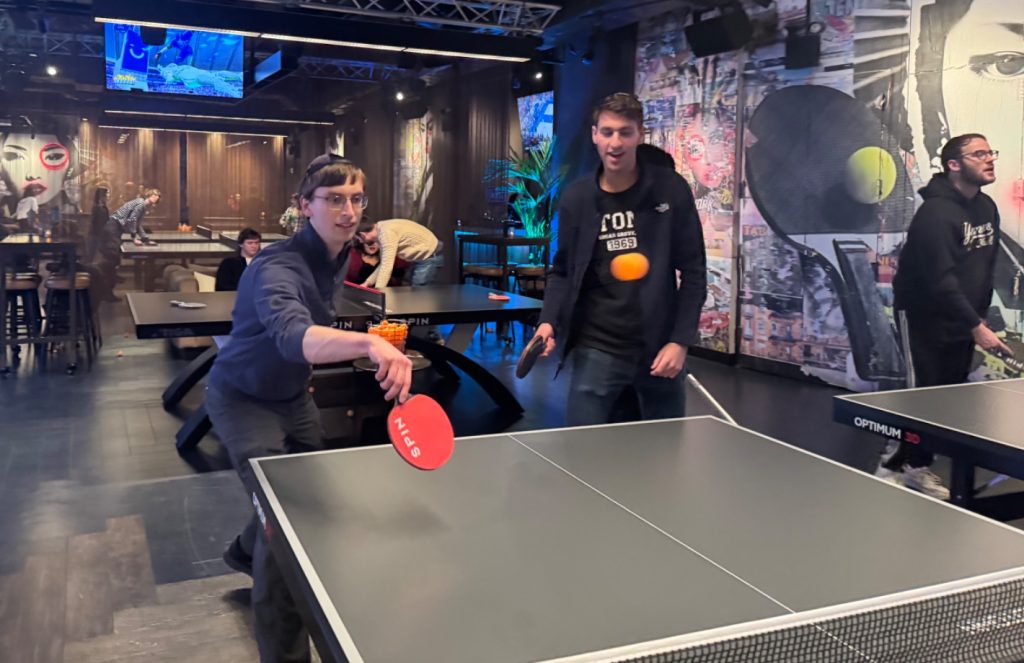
[
  {"left": 517, "top": 90, "right": 554, "bottom": 149},
  {"left": 104, "top": 23, "right": 244, "bottom": 99}
]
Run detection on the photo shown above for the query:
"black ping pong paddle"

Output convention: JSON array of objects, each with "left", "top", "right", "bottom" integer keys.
[
  {"left": 515, "top": 335, "right": 546, "bottom": 379},
  {"left": 386, "top": 394, "right": 455, "bottom": 470}
]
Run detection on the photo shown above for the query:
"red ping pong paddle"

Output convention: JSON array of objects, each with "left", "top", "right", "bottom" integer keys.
[
  {"left": 515, "top": 335, "right": 546, "bottom": 379},
  {"left": 387, "top": 394, "right": 455, "bottom": 470}
]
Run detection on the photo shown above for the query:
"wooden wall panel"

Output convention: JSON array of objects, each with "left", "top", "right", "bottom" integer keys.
[{"left": 186, "top": 133, "right": 286, "bottom": 232}]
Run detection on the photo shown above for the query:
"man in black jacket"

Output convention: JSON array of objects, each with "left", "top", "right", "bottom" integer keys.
[
  {"left": 215, "top": 227, "right": 262, "bottom": 291},
  {"left": 878, "top": 133, "right": 1011, "bottom": 498},
  {"left": 534, "top": 92, "right": 707, "bottom": 426}
]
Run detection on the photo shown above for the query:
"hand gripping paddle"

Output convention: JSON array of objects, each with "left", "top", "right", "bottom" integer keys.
[
  {"left": 387, "top": 394, "right": 455, "bottom": 470},
  {"left": 515, "top": 335, "right": 546, "bottom": 379}
]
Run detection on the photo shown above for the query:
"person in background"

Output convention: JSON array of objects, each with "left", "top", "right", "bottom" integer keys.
[
  {"left": 95, "top": 188, "right": 161, "bottom": 302},
  {"left": 215, "top": 227, "right": 262, "bottom": 291},
  {"left": 110, "top": 188, "right": 160, "bottom": 246},
  {"left": 86, "top": 187, "right": 110, "bottom": 263},
  {"left": 356, "top": 218, "right": 443, "bottom": 288},
  {"left": 14, "top": 181, "right": 45, "bottom": 231},
  {"left": 345, "top": 235, "right": 409, "bottom": 286},
  {"left": 876, "top": 133, "right": 1010, "bottom": 499},
  {"left": 278, "top": 193, "right": 304, "bottom": 235}
]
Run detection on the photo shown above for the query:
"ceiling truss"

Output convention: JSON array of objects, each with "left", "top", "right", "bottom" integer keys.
[
  {"left": 1, "top": 31, "right": 398, "bottom": 82},
  {"left": 253, "top": 0, "right": 561, "bottom": 36}
]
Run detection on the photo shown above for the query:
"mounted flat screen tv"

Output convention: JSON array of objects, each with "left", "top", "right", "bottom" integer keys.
[
  {"left": 517, "top": 90, "right": 554, "bottom": 149},
  {"left": 104, "top": 23, "right": 244, "bottom": 99}
]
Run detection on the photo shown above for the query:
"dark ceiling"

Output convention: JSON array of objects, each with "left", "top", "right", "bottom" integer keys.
[{"left": 0, "top": 0, "right": 728, "bottom": 129}]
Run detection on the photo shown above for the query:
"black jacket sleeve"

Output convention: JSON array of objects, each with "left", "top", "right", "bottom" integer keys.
[
  {"left": 909, "top": 202, "right": 983, "bottom": 330},
  {"left": 668, "top": 177, "right": 707, "bottom": 347}
]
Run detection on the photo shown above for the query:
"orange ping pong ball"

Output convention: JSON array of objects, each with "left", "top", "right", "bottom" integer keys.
[{"left": 610, "top": 252, "right": 649, "bottom": 281}]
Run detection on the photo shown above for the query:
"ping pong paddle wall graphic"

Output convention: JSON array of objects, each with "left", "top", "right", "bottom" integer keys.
[
  {"left": 745, "top": 85, "right": 914, "bottom": 237},
  {"left": 744, "top": 85, "right": 910, "bottom": 384}
]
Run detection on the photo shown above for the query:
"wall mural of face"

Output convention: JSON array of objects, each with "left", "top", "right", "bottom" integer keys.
[
  {"left": 942, "top": 0, "right": 1024, "bottom": 228},
  {"left": 912, "top": 0, "right": 1024, "bottom": 236},
  {"left": 1, "top": 133, "right": 73, "bottom": 206}
]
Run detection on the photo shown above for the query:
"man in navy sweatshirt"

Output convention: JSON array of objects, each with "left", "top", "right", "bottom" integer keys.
[
  {"left": 207, "top": 154, "right": 412, "bottom": 662},
  {"left": 534, "top": 92, "right": 707, "bottom": 426},
  {"left": 878, "top": 133, "right": 1011, "bottom": 498}
]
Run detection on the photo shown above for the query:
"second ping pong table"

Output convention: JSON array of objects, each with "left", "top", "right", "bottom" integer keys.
[
  {"left": 834, "top": 378, "right": 1024, "bottom": 518},
  {"left": 126, "top": 283, "right": 544, "bottom": 450},
  {"left": 120, "top": 241, "right": 236, "bottom": 291},
  {"left": 251, "top": 416, "right": 1024, "bottom": 662}
]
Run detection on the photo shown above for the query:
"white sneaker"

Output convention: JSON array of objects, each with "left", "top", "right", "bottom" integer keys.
[
  {"left": 874, "top": 465, "right": 904, "bottom": 486},
  {"left": 901, "top": 466, "right": 950, "bottom": 500}
]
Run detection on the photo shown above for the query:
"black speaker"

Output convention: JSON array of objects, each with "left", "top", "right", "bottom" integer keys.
[
  {"left": 785, "top": 33, "right": 821, "bottom": 69},
  {"left": 140, "top": 26, "right": 167, "bottom": 46},
  {"left": 440, "top": 107, "right": 455, "bottom": 133},
  {"left": 684, "top": 7, "right": 753, "bottom": 57}
]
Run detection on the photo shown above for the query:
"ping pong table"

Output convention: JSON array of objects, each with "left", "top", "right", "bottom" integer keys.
[
  {"left": 120, "top": 241, "right": 236, "bottom": 291},
  {"left": 834, "top": 379, "right": 1024, "bottom": 518},
  {"left": 250, "top": 416, "right": 1024, "bottom": 662},
  {"left": 126, "top": 283, "right": 543, "bottom": 449},
  {"left": 121, "top": 231, "right": 209, "bottom": 243}
]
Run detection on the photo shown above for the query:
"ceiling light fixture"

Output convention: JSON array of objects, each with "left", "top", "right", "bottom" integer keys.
[
  {"left": 94, "top": 17, "right": 531, "bottom": 63},
  {"left": 103, "top": 110, "right": 332, "bottom": 126},
  {"left": 99, "top": 124, "right": 289, "bottom": 138},
  {"left": 46, "top": 65, "right": 58, "bottom": 76}
]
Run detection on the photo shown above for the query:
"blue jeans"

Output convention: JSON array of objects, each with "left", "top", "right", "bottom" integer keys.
[
  {"left": 566, "top": 346, "right": 686, "bottom": 427},
  {"left": 410, "top": 240, "right": 443, "bottom": 286}
]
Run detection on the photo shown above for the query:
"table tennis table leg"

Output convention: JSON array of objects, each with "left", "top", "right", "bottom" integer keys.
[
  {"left": 162, "top": 346, "right": 218, "bottom": 410},
  {"left": 950, "top": 460, "right": 975, "bottom": 507},
  {"left": 407, "top": 335, "right": 523, "bottom": 414},
  {"left": 444, "top": 323, "right": 478, "bottom": 354}
]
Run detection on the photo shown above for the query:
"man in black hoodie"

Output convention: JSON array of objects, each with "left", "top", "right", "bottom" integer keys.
[
  {"left": 533, "top": 92, "right": 707, "bottom": 426},
  {"left": 878, "top": 133, "right": 1011, "bottom": 498}
]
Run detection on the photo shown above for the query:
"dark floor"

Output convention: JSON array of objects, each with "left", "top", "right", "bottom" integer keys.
[{"left": 2, "top": 289, "right": 1023, "bottom": 660}]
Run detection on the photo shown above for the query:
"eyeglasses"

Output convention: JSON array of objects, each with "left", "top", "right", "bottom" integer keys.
[
  {"left": 311, "top": 193, "right": 369, "bottom": 210},
  {"left": 960, "top": 150, "right": 999, "bottom": 161}
]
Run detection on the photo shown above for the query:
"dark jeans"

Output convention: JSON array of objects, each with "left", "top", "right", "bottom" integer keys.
[
  {"left": 409, "top": 240, "right": 444, "bottom": 286},
  {"left": 94, "top": 219, "right": 122, "bottom": 298},
  {"left": 884, "top": 312, "right": 975, "bottom": 470},
  {"left": 566, "top": 345, "right": 686, "bottom": 427},
  {"left": 205, "top": 382, "right": 325, "bottom": 663}
]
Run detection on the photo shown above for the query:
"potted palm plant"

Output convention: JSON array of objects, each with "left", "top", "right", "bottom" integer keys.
[{"left": 506, "top": 137, "right": 566, "bottom": 263}]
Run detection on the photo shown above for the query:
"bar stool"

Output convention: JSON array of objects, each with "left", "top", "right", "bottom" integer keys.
[
  {"left": 511, "top": 265, "right": 547, "bottom": 339},
  {"left": 4, "top": 272, "right": 43, "bottom": 360},
  {"left": 511, "top": 264, "right": 547, "bottom": 297},
  {"left": 43, "top": 271, "right": 98, "bottom": 369},
  {"left": 462, "top": 263, "right": 506, "bottom": 289}
]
